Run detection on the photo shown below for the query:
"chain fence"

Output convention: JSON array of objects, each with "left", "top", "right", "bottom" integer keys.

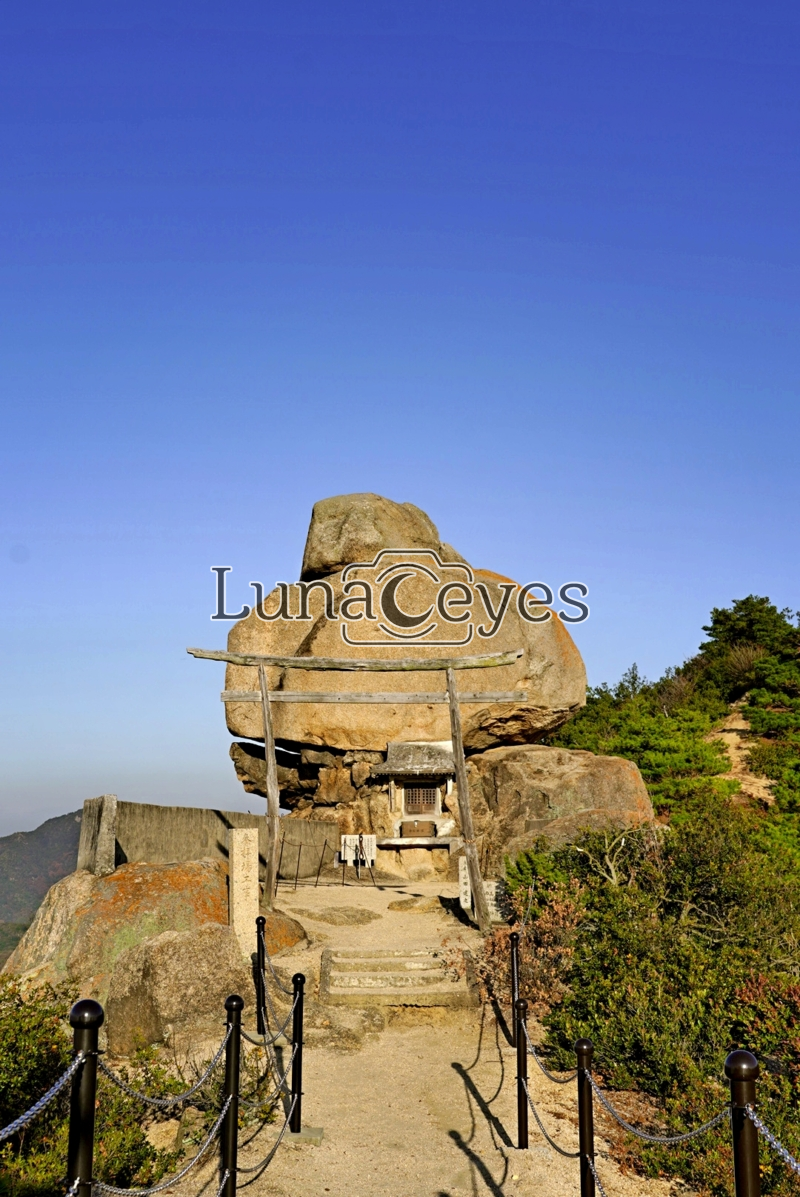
[
  {"left": 241, "top": 993, "right": 297, "bottom": 1048},
  {"left": 507, "top": 928, "right": 768, "bottom": 1197},
  {"left": 588, "top": 1075, "right": 729, "bottom": 1145},
  {"left": 587, "top": 1154, "right": 610, "bottom": 1197},
  {"left": 241, "top": 1045, "right": 296, "bottom": 1113},
  {"left": 259, "top": 929, "right": 293, "bottom": 997},
  {"left": 0, "top": 1051, "right": 85, "bottom": 1143},
  {"left": 98, "top": 1028, "right": 231, "bottom": 1109},
  {"left": 237, "top": 1094, "right": 298, "bottom": 1180},
  {"left": 522, "top": 1023, "right": 577, "bottom": 1084},
  {"left": 746, "top": 1106, "right": 800, "bottom": 1178},
  {"left": 521, "top": 1079, "right": 580, "bottom": 1158},
  {"left": 2, "top": 912, "right": 310, "bottom": 1197},
  {"left": 93, "top": 1097, "right": 231, "bottom": 1196}
]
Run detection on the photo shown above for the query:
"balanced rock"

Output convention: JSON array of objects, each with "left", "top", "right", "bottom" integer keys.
[
  {"left": 301, "top": 492, "right": 464, "bottom": 580},
  {"left": 225, "top": 494, "right": 587, "bottom": 752},
  {"left": 464, "top": 745, "right": 653, "bottom": 874}
]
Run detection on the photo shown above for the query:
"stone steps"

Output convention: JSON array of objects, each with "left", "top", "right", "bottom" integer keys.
[
  {"left": 319, "top": 947, "right": 478, "bottom": 1008},
  {"left": 328, "top": 969, "right": 447, "bottom": 989}
]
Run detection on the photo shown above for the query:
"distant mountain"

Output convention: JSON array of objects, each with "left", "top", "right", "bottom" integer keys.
[{"left": 0, "top": 811, "right": 82, "bottom": 924}]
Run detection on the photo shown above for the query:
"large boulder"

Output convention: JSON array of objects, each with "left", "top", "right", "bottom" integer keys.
[
  {"left": 225, "top": 495, "right": 587, "bottom": 752},
  {"left": 463, "top": 746, "right": 654, "bottom": 875},
  {"left": 105, "top": 924, "right": 252, "bottom": 1055},
  {"left": 3, "top": 861, "right": 305, "bottom": 1003}
]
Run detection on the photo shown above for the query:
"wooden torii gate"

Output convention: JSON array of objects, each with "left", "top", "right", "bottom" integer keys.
[{"left": 187, "top": 645, "right": 524, "bottom": 934}]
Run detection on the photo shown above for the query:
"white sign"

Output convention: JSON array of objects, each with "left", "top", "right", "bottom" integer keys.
[
  {"left": 458, "top": 857, "right": 507, "bottom": 923},
  {"left": 340, "top": 834, "right": 377, "bottom": 866}
]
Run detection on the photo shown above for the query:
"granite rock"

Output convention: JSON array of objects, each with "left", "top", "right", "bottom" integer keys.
[
  {"left": 3, "top": 861, "right": 305, "bottom": 1005},
  {"left": 300, "top": 493, "right": 446, "bottom": 580},
  {"left": 105, "top": 923, "right": 252, "bottom": 1054},
  {"left": 460, "top": 745, "right": 654, "bottom": 875}
]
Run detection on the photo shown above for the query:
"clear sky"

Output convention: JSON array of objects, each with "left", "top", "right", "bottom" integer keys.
[{"left": 1, "top": 1, "right": 798, "bottom": 834}]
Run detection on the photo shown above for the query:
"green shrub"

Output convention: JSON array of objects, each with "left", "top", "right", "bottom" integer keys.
[
  {"left": 0, "top": 982, "right": 238, "bottom": 1197},
  {"left": 0, "top": 979, "right": 281, "bottom": 1196},
  {"left": 491, "top": 796, "right": 800, "bottom": 1197}
]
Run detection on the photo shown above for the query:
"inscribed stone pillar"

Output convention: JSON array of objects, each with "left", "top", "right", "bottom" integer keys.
[{"left": 228, "top": 827, "right": 259, "bottom": 958}]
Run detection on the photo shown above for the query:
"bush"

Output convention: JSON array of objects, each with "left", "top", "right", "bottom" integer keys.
[
  {"left": 484, "top": 797, "right": 800, "bottom": 1197},
  {"left": 0, "top": 981, "right": 245, "bottom": 1197},
  {"left": 0, "top": 978, "right": 282, "bottom": 1196}
]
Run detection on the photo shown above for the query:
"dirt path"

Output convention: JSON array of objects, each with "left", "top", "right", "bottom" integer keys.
[
  {"left": 706, "top": 702, "right": 773, "bottom": 804},
  {"left": 174, "top": 879, "right": 676, "bottom": 1197}
]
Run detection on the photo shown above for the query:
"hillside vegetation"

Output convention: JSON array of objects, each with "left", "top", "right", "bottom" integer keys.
[
  {"left": 0, "top": 814, "right": 82, "bottom": 925},
  {"left": 0, "top": 813, "right": 82, "bottom": 966},
  {"left": 495, "top": 596, "right": 800, "bottom": 1197}
]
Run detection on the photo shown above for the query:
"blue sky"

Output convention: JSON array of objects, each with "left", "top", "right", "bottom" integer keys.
[{"left": 1, "top": 1, "right": 798, "bottom": 834}]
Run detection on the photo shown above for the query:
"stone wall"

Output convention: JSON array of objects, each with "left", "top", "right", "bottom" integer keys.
[{"left": 76, "top": 795, "right": 331, "bottom": 880}]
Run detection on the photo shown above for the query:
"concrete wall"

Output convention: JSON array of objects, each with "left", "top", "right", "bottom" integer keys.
[
  {"left": 275, "top": 818, "right": 336, "bottom": 880},
  {"left": 76, "top": 794, "right": 333, "bottom": 880}
]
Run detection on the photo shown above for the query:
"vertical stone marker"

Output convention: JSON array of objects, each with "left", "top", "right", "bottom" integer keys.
[{"left": 228, "top": 828, "right": 259, "bottom": 958}]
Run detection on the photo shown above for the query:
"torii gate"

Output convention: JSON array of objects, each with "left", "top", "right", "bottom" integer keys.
[{"left": 187, "top": 645, "right": 524, "bottom": 934}]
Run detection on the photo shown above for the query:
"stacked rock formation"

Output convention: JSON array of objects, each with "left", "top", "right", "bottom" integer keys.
[{"left": 227, "top": 493, "right": 653, "bottom": 876}]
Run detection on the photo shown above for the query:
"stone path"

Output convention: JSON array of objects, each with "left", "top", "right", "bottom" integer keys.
[{"left": 173, "top": 879, "right": 675, "bottom": 1197}]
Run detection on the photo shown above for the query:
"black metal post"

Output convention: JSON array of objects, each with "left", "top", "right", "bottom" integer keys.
[
  {"left": 255, "top": 916, "right": 266, "bottom": 1036},
  {"left": 726, "top": 1050, "right": 761, "bottom": 1197},
  {"left": 576, "top": 1039, "right": 596, "bottom": 1197},
  {"left": 67, "top": 999, "right": 104, "bottom": 1197},
  {"left": 221, "top": 995, "right": 243, "bottom": 1197},
  {"left": 515, "top": 997, "right": 529, "bottom": 1149},
  {"left": 290, "top": 973, "right": 305, "bottom": 1133},
  {"left": 510, "top": 932, "right": 520, "bottom": 1048}
]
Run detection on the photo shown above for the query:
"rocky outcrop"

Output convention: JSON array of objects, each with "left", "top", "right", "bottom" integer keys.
[
  {"left": 224, "top": 495, "right": 586, "bottom": 753},
  {"left": 105, "top": 924, "right": 253, "bottom": 1055},
  {"left": 3, "top": 861, "right": 305, "bottom": 1004},
  {"left": 231, "top": 741, "right": 654, "bottom": 884},
  {"left": 4, "top": 861, "right": 227, "bottom": 998},
  {"left": 461, "top": 746, "right": 653, "bottom": 874}
]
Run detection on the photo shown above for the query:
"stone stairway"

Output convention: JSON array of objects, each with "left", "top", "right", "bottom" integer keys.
[{"left": 319, "top": 947, "right": 478, "bottom": 1008}]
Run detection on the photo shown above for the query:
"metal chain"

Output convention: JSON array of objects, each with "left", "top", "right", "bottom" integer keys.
[
  {"left": 214, "top": 1170, "right": 230, "bottom": 1197},
  {"left": 0, "top": 1052, "right": 85, "bottom": 1142},
  {"left": 63, "top": 1177, "right": 81, "bottom": 1197},
  {"left": 259, "top": 967, "right": 295, "bottom": 1047},
  {"left": 93, "top": 1096, "right": 231, "bottom": 1195},
  {"left": 523, "top": 1025, "right": 578, "bottom": 1084},
  {"left": 747, "top": 1106, "right": 800, "bottom": 1177},
  {"left": 253, "top": 984, "right": 297, "bottom": 1096},
  {"left": 237, "top": 1094, "right": 298, "bottom": 1176},
  {"left": 522, "top": 1079, "right": 581, "bottom": 1158},
  {"left": 259, "top": 931, "right": 293, "bottom": 996},
  {"left": 242, "top": 993, "right": 297, "bottom": 1048},
  {"left": 97, "top": 1027, "right": 231, "bottom": 1108},
  {"left": 587, "top": 1154, "right": 610, "bottom": 1197},
  {"left": 241, "top": 1045, "right": 296, "bottom": 1110},
  {"left": 588, "top": 1076, "right": 729, "bottom": 1144}
]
